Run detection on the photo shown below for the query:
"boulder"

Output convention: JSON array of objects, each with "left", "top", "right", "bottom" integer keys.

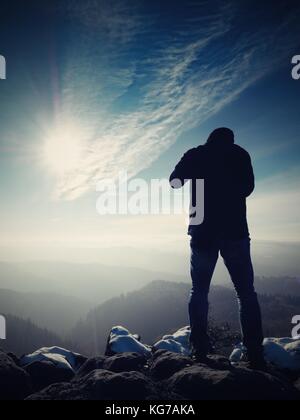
[
  {"left": 25, "top": 360, "right": 74, "bottom": 392},
  {"left": 7, "top": 352, "right": 20, "bottom": 366},
  {"left": 151, "top": 351, "right": 193, "bottom": 380},
  {"left": 26, "top": 382, "right": 80, "bottom": 401},
  {"left": 4, "top": 328, "right": 300, "bottom": 401},
  {"left": 81, "top": 370, "right": 156, "bottom": 400},
  {"left": 75, "top": 356, "right": 106, "bottom": 379},
  {"left": 28, "top": 369, "right": 157, "bottom": 400},
  {"left": 167, "top": 363, "right": 300, "bottom": 400},
  {"left": 152, "top": 349, "right": 170, "bottom": 360},
  {"left": 0, "top": 351, "right": 32, "bottom": 400},
  {"left": 195, "top": 355, "right": 232, "bottom": 371},
  {"left": 103, "top": 352, "right": 148, "bottom": 373}
]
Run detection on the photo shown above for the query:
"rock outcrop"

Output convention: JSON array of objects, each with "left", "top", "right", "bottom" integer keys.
[
  {"left": 150, "top": 350, "right": 193, "bottom": 380},
  {"left": 166, "top": 358, "right": 298, "bottom": 400},
  {"left": 24, "top": 360, "right": 74, "bottom": 392},
  {"left": 23, "top": 349, "right": 300, "bottom": 401},
  {"left": 0, "top": 351, "right": 32, "bottom": 400},
  {"left": 1, "top": 327, "right": 300, "bottom": 401},
  {"left": 27, "top": 370, "right": 158, "bottom": 401}
]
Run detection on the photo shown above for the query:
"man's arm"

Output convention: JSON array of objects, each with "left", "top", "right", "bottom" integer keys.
[
  {"left": 169, "top": 149, "right": 196, "bottom": 189},
  {"left": 237, "top": 149, "right": 255, "bottom": 197}
]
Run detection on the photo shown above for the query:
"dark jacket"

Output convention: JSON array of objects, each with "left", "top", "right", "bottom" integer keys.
[{"left": 170, "top": 137, "right": 255, "bottom": 245}]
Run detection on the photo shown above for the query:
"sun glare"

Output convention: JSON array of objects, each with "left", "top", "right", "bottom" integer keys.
[{"left": 43, "top": 122, "right": 84, "bottom": 176}]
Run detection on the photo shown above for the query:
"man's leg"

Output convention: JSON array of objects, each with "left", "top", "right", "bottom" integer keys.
[
  {"left": 220, "top": 238, "right": 265, "bottom": 365},
  {"left": 189, "top": 242, "right": 219, "bottom": 358}
]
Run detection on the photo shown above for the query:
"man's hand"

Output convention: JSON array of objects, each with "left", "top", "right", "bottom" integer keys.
[{"left": 169, "top": 148, "right": 197, "bottom": 188}]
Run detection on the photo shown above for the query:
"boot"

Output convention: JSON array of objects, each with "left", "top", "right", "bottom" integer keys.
[{"left": 247, "top": 347, "right": 267, "bottom": 372}]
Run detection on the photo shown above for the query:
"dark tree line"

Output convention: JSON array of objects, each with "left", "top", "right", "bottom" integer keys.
[
  {"left": 1, "top": 277, "right": 300, "bottom": 357},
  {"left": 0, "top": 314, "right": 67, "bottom": 356}
]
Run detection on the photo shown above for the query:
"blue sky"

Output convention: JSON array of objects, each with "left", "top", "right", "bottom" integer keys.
[{"left": 0, "top": 0, "right": 300, "bottom": 260}]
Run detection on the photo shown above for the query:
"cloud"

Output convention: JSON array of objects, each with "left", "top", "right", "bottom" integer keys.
[
  {"left": 47, "top": 0, "right": 300, "bottom": 200},
  {"left": 63, "top": 0, "right": 146, "bottom": 44}
]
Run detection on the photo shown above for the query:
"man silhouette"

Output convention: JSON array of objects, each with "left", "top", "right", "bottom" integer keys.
[{"left": 170, "top": 128, "right": 265, "bottom": 369}]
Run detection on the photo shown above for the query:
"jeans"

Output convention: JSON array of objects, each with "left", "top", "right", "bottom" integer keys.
[{"left": 189, "top": 238, "right": 264, "bottom": 357}]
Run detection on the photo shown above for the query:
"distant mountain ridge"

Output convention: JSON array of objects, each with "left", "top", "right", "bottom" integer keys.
[
  {"left": 0, "top": 260, "right": 299, "bottom": 304},
  {"left": 255, "top": 276, "right": 300, "bottom": 296},
  {"left": 1, "top": 274, "right": 300, "bottom": 357},
  {"left": 0, "top": 261, "right": 184, "bottom": 303},
  {"left": 0, "top": 289, "right": 90, "bottom": 335},
  {"left": 71, "top": 279, "right": 300, "bottom": 356}
]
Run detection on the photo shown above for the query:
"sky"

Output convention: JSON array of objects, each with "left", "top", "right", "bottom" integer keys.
[{"left": 0, "top": 0, "right": 300, "bottom": 263}]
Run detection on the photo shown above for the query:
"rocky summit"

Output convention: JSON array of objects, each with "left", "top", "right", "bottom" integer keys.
[
  {"left": 0, "top": 347, "right": 300, "bottom": 401},
  {"left": 1, "top": 326, "right": 300, "bottom": 401}
]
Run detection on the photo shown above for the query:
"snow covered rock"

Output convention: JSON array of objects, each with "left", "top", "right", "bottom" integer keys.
[
  {"left": 106, "top": 326, "right": 191, "bottom": 357},
  {"left": 230, "top": 338, "right": 300, "bottom": 372},
  {"left": 153, "top": 326, "right": 191, "bottom": 355},
  {"left": 20, "top": 347, "right": 86, "bottom": 373},
  {"left": 264, "top": 338, "right": 300, "bottom": 371},
  {"left": 105, "top": 326, "right": 152, "bottom": 357}
]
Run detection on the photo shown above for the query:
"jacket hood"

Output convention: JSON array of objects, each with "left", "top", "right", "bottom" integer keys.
[{"left": 206, "top": 128, "right": 235, "bottom": 147}]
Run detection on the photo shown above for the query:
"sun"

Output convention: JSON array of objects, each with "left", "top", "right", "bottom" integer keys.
[{"left": 42, "top": 121, "right": 84, "bottom": 176}]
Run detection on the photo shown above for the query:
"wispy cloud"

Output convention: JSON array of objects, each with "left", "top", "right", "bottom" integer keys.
[{"left": 46, "top": 0, "right": 300, "bottom": 200}]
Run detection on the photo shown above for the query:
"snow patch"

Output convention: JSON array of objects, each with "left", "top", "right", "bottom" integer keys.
[
  {"left": 230, "top": 338, "right": 300, "bottom": 371},
  {"left": 20, "top": 347, "right": 82, "bottom": 372},
  {"left": 153, "top": 326, "right": 191, "bottom": 356},
  {"left": 230, "top": 345, "right": 247, "bottom": 363},
  {"left": 108, "top": 326, "right": 191, "bottom": 356},
  {"left": 108, "top": 326, "right": 152, "bottom": 357}
]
